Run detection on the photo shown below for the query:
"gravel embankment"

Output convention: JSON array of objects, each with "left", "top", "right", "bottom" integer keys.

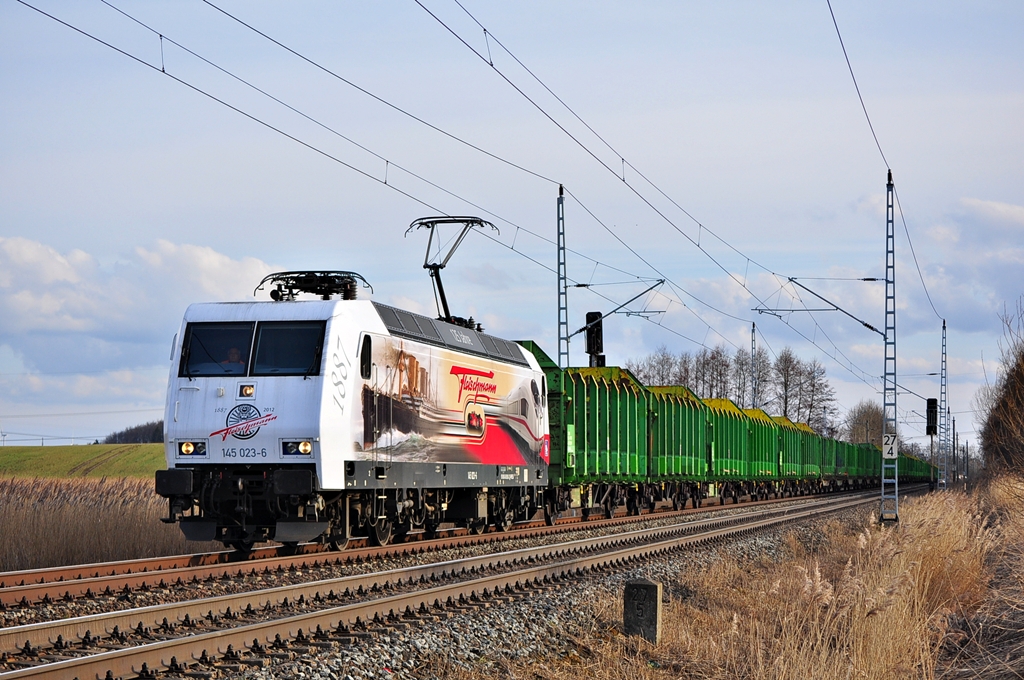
[
  {"left": 1, "top": 499, "right": 825, "bottom": 628},
  {"left": 237, "top": 507, "right": 865, "bottom": 680}
]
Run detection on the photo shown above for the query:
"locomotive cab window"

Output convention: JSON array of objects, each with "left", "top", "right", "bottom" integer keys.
[
  {"left": 178, "top": 322, "right": 254, "bottom": 377},
  {"left": 251, "top": 321, "right": 326, "bottom": 376}
]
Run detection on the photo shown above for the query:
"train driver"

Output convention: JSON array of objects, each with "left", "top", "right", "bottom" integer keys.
[{"left": 221, "top": 347, "right": 246, "bottom": 372}]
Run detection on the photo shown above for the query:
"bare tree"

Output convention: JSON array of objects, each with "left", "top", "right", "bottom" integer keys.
[
  {"left": 674, "top": 351, "right": 693, "bottom": 387},
  {"left": 796, "top": 358, "right": 837, "bottom": 433},
  {"left": 980, "top": 297, "right": 1024, "bottom": 472},
  {"left": 731, "top": 347, "right": 751, "bottom": 408},
  {"left": 626, "top": 342, "right": 837, "bottom": 425},
  {"left": 625, "top": 345, "right": 677, "bottom": 385},
  {"left": 769, "top": 348, "right": 802, "bottom": 419},
  {"left": 843, "top": 400, "right": 884, "bottom": 448}
]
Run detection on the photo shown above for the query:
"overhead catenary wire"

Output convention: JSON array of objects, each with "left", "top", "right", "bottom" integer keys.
[
  {"left": 199, "top": 0, "right": 558, "bottom": 187},
  {"left": 825, "top": 0, "right": 942, "bottom": 322},
  {"left": 17, "top": 0, "right": 730, "bottom": 364},
  {"left": 19, "top": 2, "right": 884, "bottom": 420},
  {"left": 188, "top": 0, "right": 882, "bottom": 387},
  {"left": 101, "top": 0, "right": 747, "bottom": 356},
  {"left": 415, "top": 1, "right": 888, "bottom": 390}
]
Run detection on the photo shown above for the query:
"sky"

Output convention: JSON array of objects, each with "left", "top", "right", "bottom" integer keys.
[{"left": 1, "top": 1, "right": 1022, "bottom": 448}]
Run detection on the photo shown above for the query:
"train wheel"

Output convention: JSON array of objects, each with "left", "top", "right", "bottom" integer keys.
[
  {"left": 328, "top": 535, "right": 349, "bottom": 551},
  {"left": 495, "top": 509, "right": 514, "bottom": 532},
  {"left": 469, "top": 518, "right": 487, "bottom": 535},
  {"left": 544, "top": 501, "right": 559, "bottom": 526},
  {"left": 370, "top": 519, "right": 393, "bottom": 546},
  {"left": 227, "top": 538, "right": 255, "bottom": 554}
]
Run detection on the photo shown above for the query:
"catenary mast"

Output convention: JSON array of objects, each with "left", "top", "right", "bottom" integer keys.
[{"left": 880, "top": 170, "right": 899, "bottom": 523}]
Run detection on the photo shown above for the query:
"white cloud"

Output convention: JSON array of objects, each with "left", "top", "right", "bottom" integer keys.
[{"left": 961, "top": 198, "right": 1024, "bottom": 226}]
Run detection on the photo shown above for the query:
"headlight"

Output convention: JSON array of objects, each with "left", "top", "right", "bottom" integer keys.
[
  {"left": 179, "top": 441, "right": 206, "bottom": 456},
  {"left": 239, "top": 384, "right": 255, "bottom": 398},
  {"left": 283, "top": 441, "right": 314, "bottom": 456}
]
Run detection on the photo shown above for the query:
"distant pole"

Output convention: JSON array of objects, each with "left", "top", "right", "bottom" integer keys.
[
  {"left": 880, "top": 169, "right": 899, "bottom": 523},
  {"left": 965, "top": 440, "right": 969, "bottom": 483},
  {"left": 751, "top": 322, "right": 758, "bottom": 409},
  {"left": 938, "top": 321, "right": 948, "bottom": 490},
  {"left": 557, "top": 185, "right": 569, "bottom": 369},
  {"left": 953, "top": 416, "right": 958, "bottom": 487}
]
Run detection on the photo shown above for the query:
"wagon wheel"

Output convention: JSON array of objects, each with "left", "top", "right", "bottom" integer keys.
[
  {"left": 370, "top": 518, "right": 393, "bottom": 546},
  {"left": 544, "top": 501, "right": 559, "bottom": 526},
  {"left": 227, "top": 537, "right": 256, "bottom": 554},
  {"left": 625, "top": 495, "right": 638, "bottom": 516},
  {"left": 495, "top": 509, "right": 514, "bottom": 532}
]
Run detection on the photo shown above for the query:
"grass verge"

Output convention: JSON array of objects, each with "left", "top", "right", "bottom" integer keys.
[
  {"left": 0, "top": 476, "right": 219, "bottom": 572},
  {"left": 436, "top": 491, "right": 999, "bottom": 680},
  {"left": 0, "top": 444, "right": 164, "bottom": 478}
]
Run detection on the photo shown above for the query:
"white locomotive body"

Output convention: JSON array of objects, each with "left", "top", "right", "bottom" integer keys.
[{"left": 156, "top": 274, "right": 549, "bottom": 550}]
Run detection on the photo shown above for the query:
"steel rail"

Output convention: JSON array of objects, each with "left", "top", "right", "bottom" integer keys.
[
  {"left": 0, "top": 489, "right": 848, "bottom": 606},
  {"left": 0, "top": 495, "right": 844, "bottom": 655},
  {"left": 0, "top": 490, "right": 899, "bottom": 678}
]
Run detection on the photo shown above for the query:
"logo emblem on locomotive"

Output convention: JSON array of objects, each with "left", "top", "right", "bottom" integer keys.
[{"left": 210, "top": 404, "right": 277, "bottom": 441}]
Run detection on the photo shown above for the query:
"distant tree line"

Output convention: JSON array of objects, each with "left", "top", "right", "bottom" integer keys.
[
  {"left": 625, "top": 344, "right": 936, "bottom": 454},
  {"left": 626, "top": 344, "right": 839, "bottom": 436},
  {"left": 105, "top": 420, "right": 164, "bottom": 444}
]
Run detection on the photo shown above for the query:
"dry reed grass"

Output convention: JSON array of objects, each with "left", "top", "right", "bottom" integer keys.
[
  {"left": 438, "top": 492, "right": 1000, "bottom": 680},
  {"left": 0, "top": 476, "right": 219, "bottom": 572},
  {"left": 937, "top": 475, "right": 1024, "bottom": 678}
]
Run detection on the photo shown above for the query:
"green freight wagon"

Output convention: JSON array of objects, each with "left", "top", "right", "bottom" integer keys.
[
  {"left": 794, "top": 421, "right": 822, "bottom": 485},
  {"left": 743, "top": 408, "right": 782, "bottom": 499},
  {"left": 647, "top": 385, "right": 707, "bottom": 478},
  {"left": 772, "top": 416, "right": 813, "bottom": 495},
  {"left": 821, "top": 435, "right": 838, "bottom": 482},
  {"left": 703, "top": 399, "right": 752, "bottom": 502},
  {"left": 560, "top": 366, "right": 648, "bottom": 483},
  {"left": 702, "top": 399, "right": 749, "bottom": 479}
]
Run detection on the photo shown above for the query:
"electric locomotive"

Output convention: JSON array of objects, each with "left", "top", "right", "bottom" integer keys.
[
  {"left": 155, "top": 269, "right": 550, "bottom": 550},
  {"left": 155, "top": 216, "right": 936, "bottom": 550}
]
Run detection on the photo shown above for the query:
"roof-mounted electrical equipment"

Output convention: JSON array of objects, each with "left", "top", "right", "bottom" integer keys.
[
  {"left": 254, "top": 271, "right": 372, "bottom": 301},
  {"left": 406, "top": 216, "right": 498, "bottom": 330}
]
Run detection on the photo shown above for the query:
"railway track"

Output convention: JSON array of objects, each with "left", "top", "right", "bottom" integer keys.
[
  {"left": 0, "top": 488, "right": 910, "bottom": 679},
  {"left": 0, "top": 488, "right": 870, "bottom": 609}
]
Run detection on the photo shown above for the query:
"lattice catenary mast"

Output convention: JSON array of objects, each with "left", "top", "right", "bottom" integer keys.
[
  {"left": 557, "top": 185, "right": 569, "bottom": 369},
  {"left": 938, "top": 320, "right": 948, "bottom": 490},
  {"left": 751, "top": 322, "right": 758, "bottom": 410},
  {"left": 880, "top": 170, "right": 899, "bottom": 523}
]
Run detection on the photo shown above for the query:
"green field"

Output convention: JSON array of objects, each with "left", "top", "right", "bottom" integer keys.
[{"left": 0, "top": 444, "right": 165, "bottom": 478}]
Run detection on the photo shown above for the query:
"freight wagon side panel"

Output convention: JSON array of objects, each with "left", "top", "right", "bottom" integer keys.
[
  {"left": 795, "top": 422, "right": 821, "bottom": 480},
  {"left": 743, "top": 408, "right": 779, "bottom": 481},
  {"left": 551, "top": 367, "right": 649, "bottom": 485},
  {"left": 773, "top": 416, "right": 802, "bottom": 479},
  {"left": 703, "top": 399, "right": 748, "bottom": 481},
  {"left": 649, "top": 386, "right": 707, "bottom": 482}
]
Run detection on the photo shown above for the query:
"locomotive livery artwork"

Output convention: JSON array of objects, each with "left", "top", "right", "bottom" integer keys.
[{"left": 155, "top": 218, "right": 935, "bottom": 551}]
